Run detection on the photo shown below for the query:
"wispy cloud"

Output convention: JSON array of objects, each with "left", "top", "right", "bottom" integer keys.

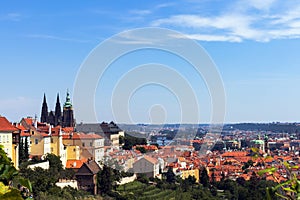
[
  {"left": 0, "top": 12, "right": 22, "bottom": 21},
  {"left": 27, "top": 34, "right": 91, "bottom": 43},
  {"left": 155, "top": 3, "right": 176, "bottom": 9},
  {"left": 150, "top": 1, "right": 300, "bottom": 42},
  {"left": 249, "top": 0, "right": 276, "bottom": 10},
  {"left": 129, "top": 9, "right": 152, "bottom": 16},
  {"left": 169, "top": 33, "right": 242, "bottom": 42}
]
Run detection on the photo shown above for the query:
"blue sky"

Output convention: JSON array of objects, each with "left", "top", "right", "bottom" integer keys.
[{"left": 1, "top": 0, "right": 300, "bottom": 124}]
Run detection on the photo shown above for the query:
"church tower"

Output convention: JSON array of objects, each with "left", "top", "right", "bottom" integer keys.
[
  {"left": 41, "top": 93, "right": 48, "bottom": 123},
  {"left": 54, "top": 93, "right": 62, "bottom": 126},
  {"left": 62, "top": 91, "right": 75, "bottom": 127}
]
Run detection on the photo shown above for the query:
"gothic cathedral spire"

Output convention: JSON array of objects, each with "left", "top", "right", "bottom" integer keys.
[
  {"left": 55, "top": 93, "right": 62, "bottom": 126},
  {"left": 40, "top": 93, "right": 48, "bottom": 123}
]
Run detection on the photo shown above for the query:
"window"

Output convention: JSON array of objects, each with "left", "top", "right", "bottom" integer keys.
[
  {"left": 0, "top": 135, "right": 2, "bottom": 143},
  {"left": 51, "top": 138, "right": 54, "bottom": 143},
  {"left": 90, "top": 142, "right": 92, "bottom": 147},
  {"left": 35, "top": 139, "right": 38, "bottom": 145},
  {"left": 51, "top": 147, "right": 53, "bottom": 152},
  {"left": 82, "top": 142, "right": 85, "bottom": 147},
  {"left": 6, "top": 135, "right": 9, "bottom": 143}
]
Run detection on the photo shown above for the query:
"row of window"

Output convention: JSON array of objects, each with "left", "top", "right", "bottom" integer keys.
[{"left": 0, "top": 135, "right": 10, "bottom": 143}]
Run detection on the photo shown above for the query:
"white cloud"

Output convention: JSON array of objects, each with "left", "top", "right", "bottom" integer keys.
[
  {"left": 169, "top": 33, "right": 242, "bottom": 42},
  {"left": 150, "top": 1, "right": 300, "bottom": 42},
  {"left": 152, "top": 14, "right": 264, "bottom": 42},
  {"left": 155, "top": 3, "right": 176, "bottom": 9},
  {"left": 246, "top": 0, "right": 276, "bottom": 10}
]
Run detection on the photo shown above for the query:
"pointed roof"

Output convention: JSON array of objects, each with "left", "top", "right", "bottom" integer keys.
[
  {"left": 43, "top": 93, "right": 47, "bottom": 104},
  {"left": 76, "top": 160, "right": 100, "bottom": 175},
  {"left": 56, "top": 93, "right": 60, "bottom": 103},
  {"left": 64, "top": 90, "right": 72, "bottom": 108}
]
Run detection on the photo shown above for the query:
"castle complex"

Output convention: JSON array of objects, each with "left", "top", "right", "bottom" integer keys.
[{"left": 40, "top": 91, "right": 75, "bottom": 127}]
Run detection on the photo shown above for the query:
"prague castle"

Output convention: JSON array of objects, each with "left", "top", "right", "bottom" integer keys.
[{"left": 40, "top": 91, "right": 75, "bottom": 127}]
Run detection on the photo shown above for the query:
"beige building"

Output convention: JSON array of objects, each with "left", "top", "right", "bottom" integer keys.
[
  {"left": 63, "top": 132, "right": 104, "bottom": 164},
  {"left": 0, "top": 116, "right": 20, "bottom": 169},
  {"left": 133, "top": 155, "right": 160, "bottom": 178}
]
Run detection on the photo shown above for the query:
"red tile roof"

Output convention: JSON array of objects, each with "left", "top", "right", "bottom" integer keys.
[
  {"left": 0, "top": 117, "right": 19, "bottom": 132},
  {"left": 23, "top": 118, "right": 33, "bottom": 127},
  {"left": 62, "top": 132, "right": 103, "bottom": 140},
  {"left": 66, "top": 159, "right": 86, "bottom": 169},
  {"left": 16, "top": 124, "right": 31, "bottom": 137},
  {"left": 62, "top": 127, "right": 74, "bottom": 133},
  {"left": 222, "top": 151, "right": 248, "bottom": 157},
  {"left": 51, "top": 126, "right": 61, "bottom": 136}
]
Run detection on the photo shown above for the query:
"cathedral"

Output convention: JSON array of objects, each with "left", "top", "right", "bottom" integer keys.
[{"left": 40, "top": 91, "right": 75, "bottom": 127}]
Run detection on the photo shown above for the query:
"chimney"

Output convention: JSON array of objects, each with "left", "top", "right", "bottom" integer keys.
[{"left": 49, "top": 125, "right": 52, "bottom": 135}]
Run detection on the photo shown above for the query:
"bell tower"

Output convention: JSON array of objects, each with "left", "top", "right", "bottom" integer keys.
[{"left": 62, "top": 90, "right": 75, "bottom": 127}]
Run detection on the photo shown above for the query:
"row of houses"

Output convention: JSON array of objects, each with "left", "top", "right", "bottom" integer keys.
[{"left": 0, "top": 115, "right": 125, "bottom": 170}]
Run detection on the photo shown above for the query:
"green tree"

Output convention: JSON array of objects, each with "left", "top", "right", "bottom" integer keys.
[
  {"left": 0, "top": 145, "right": 32, "bottom": 199},
  {"left": 97, "top": 165, "right": 118, "bottom": 194},
  {"left": 200, "top": 167, "right": 209, "bottom": 187},
  {"left": 135, "top": 146, "right": 146, "bottom": 153},
  {"left": 24, "top": 137, "right": 29, "bottom": 161},
  {"left": 165, "top": 167, "right": 176, "bottom": 184},
  {"left": 18, "top": 138, "right": 25, "bottom": 164},
  {"left": 119, "top": 135, "right": 125, "bottom": 145}
]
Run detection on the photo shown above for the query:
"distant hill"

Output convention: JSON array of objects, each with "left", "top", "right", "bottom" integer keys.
[{"left": 223, "top": 123, "right": 300, "bottom": 133}]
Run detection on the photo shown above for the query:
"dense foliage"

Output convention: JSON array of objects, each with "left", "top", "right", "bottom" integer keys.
[
  {"left": 0, "top": 145, "right": 32, "bottom": 199},
  {"left": 122, "top": 133, "right": 147, "bottom": 150},
  {"left": 19, "top": 138, "right": 29, "bottom": 165},
  {"left": 99, "top": 165, "right": 278, "bottom": 200},
  {"left": 19, "top": 153, "right": 88, "bottom": 199}
]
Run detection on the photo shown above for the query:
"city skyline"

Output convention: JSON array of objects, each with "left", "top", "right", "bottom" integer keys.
[{"left": 1, "top": 1, "right": 300, "bottom": 123}]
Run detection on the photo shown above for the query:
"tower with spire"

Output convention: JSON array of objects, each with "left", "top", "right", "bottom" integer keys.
[
  {"left": 55, "top": 93, "right": 62, "bottom": 126},
  {"left": 62, "top": 90, "right": 75, "bottom": 127},
  {"left": 41, "top": 93, "right": 48, "bottom": 123}
]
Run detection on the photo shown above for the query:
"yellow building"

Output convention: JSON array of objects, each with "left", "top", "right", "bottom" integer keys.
[
  {"left": 66, "top": 145, "right": 81, "bottom": 160},
  {"left": 181, "top": 168, "right": 200, "bottom": 183},
  {"left": 50, "top": 126, "right": 67, "bottom": 167},
  {"left": 63, "top": 132, "right": 104, "bottom": 164},
  {"left": 21, "top": 118, "right": 51, "bottom": 158},
  {"left": 0, "top": 116, "right": 20, "bottom": 169}
]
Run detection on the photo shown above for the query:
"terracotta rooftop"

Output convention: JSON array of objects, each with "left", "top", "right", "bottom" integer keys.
[
  {"left": 16, "top": 124, "right": 31, "bottom": 137},
  {"left": 0, "top": 116, "right": 19, "bottom": 132},
  {"left": 66, "top": 159, "right": 86, "bottom": 169},
  {"left": 143, "top": 155, "right": 159, "bottom": 164},
  {"left": 222, "top": 151, "right": 248, "bottom": 157},
  {"left": 62, "top": 127, "right": 74, "bottom": 133},
  {"left": 62, "top": 132, "right": 103, "bottom": 140}
]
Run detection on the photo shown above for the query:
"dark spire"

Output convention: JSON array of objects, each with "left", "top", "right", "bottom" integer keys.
[
  {"left": 41, "top": 93, "right": 48, "bottom": 123},
  {"left": 55, "top": 93, "right": 62, "bottom": 126}
]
